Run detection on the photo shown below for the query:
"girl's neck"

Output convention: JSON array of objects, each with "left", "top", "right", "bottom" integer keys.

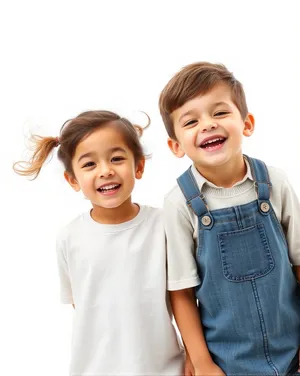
[
  {"left": 91, "top": 198, "right": 140, "bottom": 224},
  {"left": 195, "top": 155, "right": 246, "bottom": 188}
]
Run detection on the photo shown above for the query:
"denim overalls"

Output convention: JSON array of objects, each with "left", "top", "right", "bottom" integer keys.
[{"left": 177, "top": 156, "right": 300, "bottom": 375}]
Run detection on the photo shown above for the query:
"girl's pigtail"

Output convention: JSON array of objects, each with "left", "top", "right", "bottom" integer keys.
[
  {"left": 13, "top": 135, "right": 60, "bottom": 180},
  {"left": 133, "top": 111, "right": 151, "bottom": 138},
  {"left": 133, "top": 125, "right": 144, "bottom": 138}
]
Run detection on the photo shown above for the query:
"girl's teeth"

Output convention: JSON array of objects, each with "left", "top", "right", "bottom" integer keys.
[{"left": 99, "top": 184, "right": 119, "bottom": 192}]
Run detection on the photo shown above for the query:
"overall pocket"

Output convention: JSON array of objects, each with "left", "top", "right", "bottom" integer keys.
[{"left": 218, "top": 223, "right": 275, "bottom": 282}]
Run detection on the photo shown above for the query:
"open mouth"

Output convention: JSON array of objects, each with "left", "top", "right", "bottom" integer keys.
[
  {"left": 97, "top": 184, "right": 121, "bottom": 193},
  {"left": 200, "top": 137, "right": 226, "bottom": 149}
]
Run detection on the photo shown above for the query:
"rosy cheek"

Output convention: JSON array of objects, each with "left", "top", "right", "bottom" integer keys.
[{"left": 184, "top": 130, "right": 197, "bottom": 142}]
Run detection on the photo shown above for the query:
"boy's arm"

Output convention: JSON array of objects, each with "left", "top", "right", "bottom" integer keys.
[
  {"left": 293, "top": 266, "right": 300, "bottom": 282},
  {"left": 164, "top": 197, "right": 225, "bottom": 374},
  {"left": 279, "top": 173, "right": 300, "bottom": 271},
  {"left": 170, "top": 288, "right": 212, "bottom": 367},
  {"left": 184, "top": 348, "right": 194, "bottom": 376},
  {"left": 163, "top": 197, "right": 200, "bottom": 291},
  {"left": 170, "top": 288, "right": 225, "bottom": 375}
]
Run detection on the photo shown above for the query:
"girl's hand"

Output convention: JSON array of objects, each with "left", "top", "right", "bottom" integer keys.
[{"left": 194, "top": 361, "right": 225, "bottom": 376}]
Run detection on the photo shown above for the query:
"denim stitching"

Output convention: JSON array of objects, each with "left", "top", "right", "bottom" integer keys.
[{"left": 251, "top": 279, "right": 279, "bottom": 375}]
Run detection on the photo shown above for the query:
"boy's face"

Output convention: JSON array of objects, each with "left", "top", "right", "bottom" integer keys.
[{"left": 168, "top": 83, "right": 254, "bottom": 172}]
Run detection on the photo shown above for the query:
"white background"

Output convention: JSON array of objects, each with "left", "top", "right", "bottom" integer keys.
[{"left": 1, "top": 0, "right": 300, "bottom": 374}]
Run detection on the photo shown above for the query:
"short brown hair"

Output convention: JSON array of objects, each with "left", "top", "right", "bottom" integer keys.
[
  {"left": 13, "top": 110, "right": 149, "bottom": 179},
  {"left": 159, "top": 62, "right": 248, "bottom": 140}
]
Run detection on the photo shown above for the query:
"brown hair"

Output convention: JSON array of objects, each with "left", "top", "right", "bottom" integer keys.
[
  {"left": 159, "top": 62, "right": 248, "bottom": 140},
  {"left": 13, "top": 110, "right": 149, "bottom": 179}
]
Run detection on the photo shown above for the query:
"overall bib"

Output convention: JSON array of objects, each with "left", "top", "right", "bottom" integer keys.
[{"left": 177, "top": 156, "right": 300, "bottom": 375}]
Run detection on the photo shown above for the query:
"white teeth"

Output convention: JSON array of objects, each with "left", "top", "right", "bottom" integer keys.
[
  {"left": 202, "top": 137, "right": 224, "bottom": 146},
  {"left": 99, "top": 184, "right": 119, "bottom": 191}
]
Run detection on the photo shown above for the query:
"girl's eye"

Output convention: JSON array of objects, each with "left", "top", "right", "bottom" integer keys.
[
  {"left": 112, "top": 156, "right": 125, "bottom": 162},
  {"left": 183, "top": 120, "right": 198, "bottom": 127},
  {"left": 82, "top": 161, "right": 95, "bottom": 168},
  {"left": 215, "top": 111, "right": 229, "bottom": 116}
]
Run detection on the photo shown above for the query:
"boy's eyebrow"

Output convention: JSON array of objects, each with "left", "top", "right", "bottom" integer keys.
[
  {"left": 213, "top": 101, "right": 230, "bottom": 108},
  {"left": 178, "top": 101, "right": 230, "bottom": 122},
  {"left": 77, "top": 147, "right": 127, "bottom": 163},
  {"left": 178, "top": 110, "right": 194, "bottom": 122}
]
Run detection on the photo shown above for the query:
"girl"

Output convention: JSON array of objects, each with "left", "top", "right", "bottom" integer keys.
[{"left": 13, "top": 110, "right": 186, "bottom": 376}]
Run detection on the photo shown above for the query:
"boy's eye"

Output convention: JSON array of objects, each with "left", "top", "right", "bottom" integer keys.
[
  {"left": 112, "top": 156, "right": 125, "bottom": 162},
  {"left": 82, "top": 161, "right": 95, "bottom": 168},
  {"left": 215, "top": 111, "right": 229, "bottom": 116},
  {"left": 183, "top": 120, "right": 198, "bottom": 127}
]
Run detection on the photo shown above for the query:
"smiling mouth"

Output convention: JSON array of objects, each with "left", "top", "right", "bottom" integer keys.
[
  {"left": 200, "top": 137, "right": 227, "bottom": 149},
  {"left": 97, "top": 184, "right": 121, "bottom": 193}
]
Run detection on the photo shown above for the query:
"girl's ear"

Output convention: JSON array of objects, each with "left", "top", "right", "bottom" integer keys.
[
  {"left": 243, "top": 113, "right": 255, "bottom": 137},
  {"left": 135, "top": 158, "right": 145, "bottom": 180},
  {"left": 167, "top": 138, "right": 185, "bottom": 158},
  {"left": 64, "top": 171, "right": 80, "bottom": 192}
]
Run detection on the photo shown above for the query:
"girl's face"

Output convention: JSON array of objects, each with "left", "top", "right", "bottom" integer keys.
[{"left": 65, "top": 126, "right": 145, "bottom": 211}]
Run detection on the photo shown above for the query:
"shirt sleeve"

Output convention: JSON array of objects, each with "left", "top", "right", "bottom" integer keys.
[
  {"left": 280, "top": 175, "right": 300, "bottom": 265},
  {"left": 56, "top": 236, "right": 74, "bottom": 304},
  {"left": 163, "top": 196, "right": 200, "bottom": 291}
]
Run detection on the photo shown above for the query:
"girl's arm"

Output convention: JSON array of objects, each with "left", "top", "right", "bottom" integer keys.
[{"left": 170, "top": 288, "right": 225, "bottom": 375}]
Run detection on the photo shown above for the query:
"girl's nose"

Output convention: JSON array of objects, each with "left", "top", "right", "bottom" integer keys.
[{"left": 99, "top": 165, "right": 114, "bottom": 178}]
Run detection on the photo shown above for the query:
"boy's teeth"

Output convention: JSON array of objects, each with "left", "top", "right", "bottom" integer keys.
[{"left": 203, "top": 138, "right": 223, "bottom": 145}]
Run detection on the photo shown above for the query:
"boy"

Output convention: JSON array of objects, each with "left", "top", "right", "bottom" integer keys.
[{"left": 159, "top": 62, "right": 300, "bottom": 375}]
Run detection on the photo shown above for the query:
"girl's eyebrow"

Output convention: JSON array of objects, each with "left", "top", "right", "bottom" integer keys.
[
  {"left": 78, "top": 152, "right": 95, "bottom": 163},
  {"left": 77, "top": 147, "right": 127, "bottom": 163},
  {"left": 109, "top": 147, "right": 127, "bottom": 154}
]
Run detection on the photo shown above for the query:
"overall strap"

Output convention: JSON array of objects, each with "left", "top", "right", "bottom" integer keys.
[
  {"left": 245, "top": 155, "right": 272, "bottom": 214},
  {"left": 177, "top": 167, "right": 214, "bottom": 229}
]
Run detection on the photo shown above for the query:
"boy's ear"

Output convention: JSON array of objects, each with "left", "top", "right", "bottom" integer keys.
[
  {"left": 243, "top": 113, "right": 255, "bottom": 137},
  {"left": 167, "top": 138, "right": 185, "bottom": 158},
  {"left": 135, "top": 158, "right": 145, "bottom": 180},
  {"left": 64, "top": 171, "right": 80, "bottom": 192}
]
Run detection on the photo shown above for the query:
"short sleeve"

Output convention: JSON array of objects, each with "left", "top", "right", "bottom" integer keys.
[
  {"left": 280, "top": 175, "right": 300, "bottom": 265},
  {"left": 56, "top": 236, "right": 74, "bottom": 304},
  {"left": 163, "top": 196, "right": 200, "bottom": 291}
]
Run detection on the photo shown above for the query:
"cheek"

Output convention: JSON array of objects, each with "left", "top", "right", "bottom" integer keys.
[
  {"left": 124, "top": 166, "right": 138, "bottom": 182},
  {"left": 181, "top": 130, "right": 197, "bottom": 146},
  {"left": 221, "top": 119, "right": 238, "bottom": 132},
  {"left": 76, "top": 172, "right": 93, "bottom": 187}
]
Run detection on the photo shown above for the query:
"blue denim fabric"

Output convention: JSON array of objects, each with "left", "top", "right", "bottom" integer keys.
[{"left": 177, "top": 156, "right": 300, "bottom": 375}]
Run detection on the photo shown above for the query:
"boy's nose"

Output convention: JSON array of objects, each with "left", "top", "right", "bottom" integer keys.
[{"left": 201, "top": 122, "right": 218, "bottom": 132}]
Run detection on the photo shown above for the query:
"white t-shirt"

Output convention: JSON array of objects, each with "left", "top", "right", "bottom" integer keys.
[
  {"left": 56, "top": 205, "right": 184, "bottom": 376},
  {"left": 164, "top": 161, "right": 300, "bottom": 291}
]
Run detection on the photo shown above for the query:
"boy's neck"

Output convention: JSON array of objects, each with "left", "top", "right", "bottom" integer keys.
[
  {"left": 195, "top": 155, "right": 247, "bottom": 188},
  {"left": 91, "top": 198, "right": 139, "bottom": 224}
]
